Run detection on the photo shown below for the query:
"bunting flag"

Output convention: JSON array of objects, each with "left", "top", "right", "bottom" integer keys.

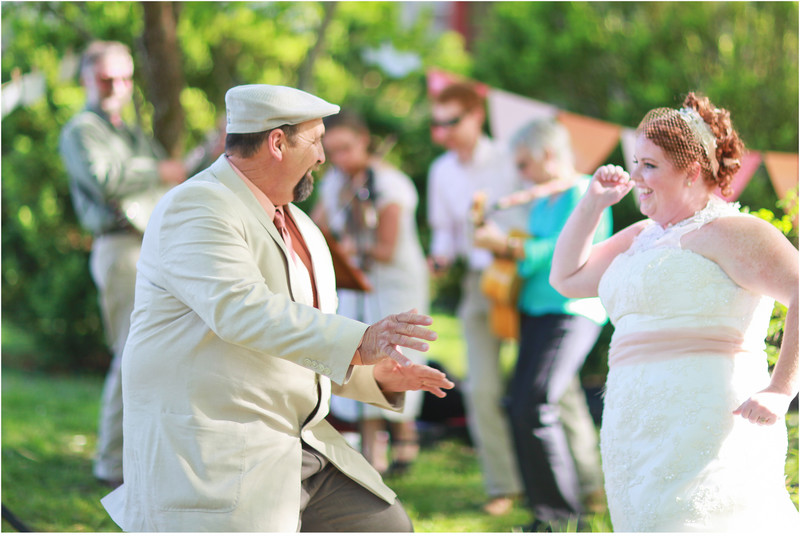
[
  {"left": 716, "top": 151, "right": 763, "bottom": 202},
  {"left": 426, "top": 68, "right": 489, "bottom": 98},
  {"left": 763, "top": 152, "right": 799, "bottom": 201},
  {"left": 486, "top": 88, "right": 558, "bottom": 145},
  {"left": 556, "top": 111, "right": 622, "bottom": 175},
  {"left": 426, "top": 68, "right": 797, "bottom": 204}
]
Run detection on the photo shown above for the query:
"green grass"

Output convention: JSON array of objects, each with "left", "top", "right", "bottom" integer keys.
[
  {"left": 2, "top": 368, "right": 120, "bottom": 532},
  {"left": 2, "top": 313, "right": 798, "bottom": 532}
]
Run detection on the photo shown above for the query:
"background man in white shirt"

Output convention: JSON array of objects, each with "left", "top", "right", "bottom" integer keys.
[{"left": 426, "top": 82, "right": 523, "bottom": 515}]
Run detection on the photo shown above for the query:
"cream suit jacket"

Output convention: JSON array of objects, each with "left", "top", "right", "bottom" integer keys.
[{"left": 102, "top": 155, "right": 403, "bottom": 531}]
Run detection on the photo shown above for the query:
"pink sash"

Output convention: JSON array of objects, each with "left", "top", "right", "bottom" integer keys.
[{"left": 609, "top": 326, "right": 756, "bottom": 367}]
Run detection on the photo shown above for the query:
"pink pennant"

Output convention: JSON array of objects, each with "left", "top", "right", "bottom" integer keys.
[{"left": 713, "top": 151, "right": 762, "bottom": 202}]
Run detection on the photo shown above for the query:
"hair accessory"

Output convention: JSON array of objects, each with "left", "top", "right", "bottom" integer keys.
[{"left": 678, "top": 107, "right": 719, "bottom": 178}]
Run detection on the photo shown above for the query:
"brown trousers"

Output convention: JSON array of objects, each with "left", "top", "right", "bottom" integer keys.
[{"left": 298, "top": 446, "right": 413, "bottom": 532}]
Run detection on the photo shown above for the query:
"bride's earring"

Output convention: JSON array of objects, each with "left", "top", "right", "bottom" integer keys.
[{"left": 686, "top": 179, "right": 692, "bottom": 187}]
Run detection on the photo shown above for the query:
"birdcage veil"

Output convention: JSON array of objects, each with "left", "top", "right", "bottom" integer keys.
[{"left": 636, "top": 106, "right": 719, "bottom": 178}]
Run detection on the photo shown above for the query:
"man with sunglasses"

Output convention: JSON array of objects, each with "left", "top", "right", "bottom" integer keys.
[
  {"left": 59, "top": 40, "right": 187, "bottom": 488},
  {"left": 426, "top": 82, "right": 524, "bottom": 516}
]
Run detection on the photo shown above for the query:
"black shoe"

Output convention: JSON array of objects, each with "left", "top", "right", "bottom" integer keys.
[
  {"left": 384, "top": 460, "right": 412, "bottom": 478},
  {"left": 97, "top": 477, "right": 123, "bottom": 489},
  {"left": 520, "top": 520, "right": 553, "bottom": 532}
]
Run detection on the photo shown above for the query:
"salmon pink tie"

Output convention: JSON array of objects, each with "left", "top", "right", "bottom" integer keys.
[{"left": 273, "top": 208, "right": 299, "bottom": 262}]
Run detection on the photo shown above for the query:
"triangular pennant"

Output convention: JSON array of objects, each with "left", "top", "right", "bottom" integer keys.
[
  {"left": 557, "top": 111, "right": 622, "bottom": 175},
  {"left": 486, "top": 88, "right": 559, "bottom": 146},
  {"left": 763, "top": 151, "right": 799, "bottom": 201},
  {"left": 713, "top": 151, "right": 762, "bottom": 202},
  {"left": 425, "top": 68, "right": 489, "bottom": 99}
]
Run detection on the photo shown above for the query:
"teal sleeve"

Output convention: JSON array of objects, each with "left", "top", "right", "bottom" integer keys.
[{"left": 516, "top": 236, "right": 557, "bottom": 279}]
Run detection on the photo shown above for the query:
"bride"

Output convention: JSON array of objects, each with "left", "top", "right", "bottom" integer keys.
[{"left": 550, "top": 92, "right": 799, "bottom": 531}]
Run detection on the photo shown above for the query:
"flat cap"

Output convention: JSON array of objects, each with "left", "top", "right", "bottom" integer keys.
[{"left": 225, "top": 84, "right": 340, "bottom": 134}]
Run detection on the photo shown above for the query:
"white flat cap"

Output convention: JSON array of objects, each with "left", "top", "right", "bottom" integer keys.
[{"left": 225, "top": 84, "right": 340, "bottom": 134}]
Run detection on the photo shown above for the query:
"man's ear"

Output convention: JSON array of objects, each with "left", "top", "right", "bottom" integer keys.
[{"left": 265, "top": 129, "right": 285, "bottom": 161}]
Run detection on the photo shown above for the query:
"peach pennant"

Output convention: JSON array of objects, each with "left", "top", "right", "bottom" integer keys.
[
  {"left": 763, "top": 151, "right": 799, "bottom": 201},
  {"left": 557, "top": 111, "right": 622, "bottom": 175}
]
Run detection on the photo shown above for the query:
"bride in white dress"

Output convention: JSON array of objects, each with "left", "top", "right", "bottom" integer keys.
[{"left": 550, "top": 92, "right": 799, "bottom": 531}]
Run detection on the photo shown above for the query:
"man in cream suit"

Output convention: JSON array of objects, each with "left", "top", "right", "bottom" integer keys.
[{"left": 101, "top": 84, "right": 453, "bottom": 532}]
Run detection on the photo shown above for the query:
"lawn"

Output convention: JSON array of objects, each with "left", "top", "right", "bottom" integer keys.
[{"left": 1, "top": 313, "right": 797, "bottom": 533}]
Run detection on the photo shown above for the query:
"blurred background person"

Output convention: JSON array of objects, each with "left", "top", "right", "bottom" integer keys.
[
  {"left": 58, "top": 40, "right": 187, "bottom": 488},
  {"left": 474, "top": 117, "right": 612, "bottom": 530},
  {"left": 313, "top": 111, "right": 429, "bottom": 475},
  {"left": 426, "top": 82, "right": 523, "bottom": 515}
]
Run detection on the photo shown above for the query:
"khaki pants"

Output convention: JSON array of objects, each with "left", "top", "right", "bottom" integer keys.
[
  {"left": 458, "top": 271, "right": 523, "bottom": 498},
  {"left": 89, "top": 233, "right": 141, "bottom": 482}
]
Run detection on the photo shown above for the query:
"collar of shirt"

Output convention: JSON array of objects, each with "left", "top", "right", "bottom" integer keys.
[
  {"left": 452, "top": 134, "right": 496, "bottom": 169},
  {"left": 225, "top": 155, "right": 279, "bottom": 219}
]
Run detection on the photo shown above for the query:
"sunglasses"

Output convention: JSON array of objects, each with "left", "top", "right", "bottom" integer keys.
[
  {"left": 96, "top": 75, "right": 133, "bottom": 86},
  {"left": 430, "top": 114, "right": 466, "bottom": 128}
]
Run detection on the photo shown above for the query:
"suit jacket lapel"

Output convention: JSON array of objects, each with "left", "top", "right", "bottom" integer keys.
[{"left": 208, "top": 155, "right": 312, "bottom": 303}]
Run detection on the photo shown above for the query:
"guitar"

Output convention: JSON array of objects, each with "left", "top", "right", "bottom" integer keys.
[
  {"left": 471, "top": 191, "right": 529, "bottom": 340},
  {"left": 472, "top": 177, "right": 580, "bottom": 339}
]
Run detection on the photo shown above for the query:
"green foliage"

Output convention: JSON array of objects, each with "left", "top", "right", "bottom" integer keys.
[
  {"left": 746, "top": 189, "right": 798, "bottom": 367},
  {"left": 472, "top": 1, "right": 798, "bottom": 231},
  {"left": 1, "top": 2, "right": 797, "bottom": 374},
  {"left": 1, "top": 1, "right": 469, "bottom": 373}
]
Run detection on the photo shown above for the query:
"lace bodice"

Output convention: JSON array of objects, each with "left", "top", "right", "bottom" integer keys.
[{"left": 598, "top": 197, "right": 774, "bottom": 342}]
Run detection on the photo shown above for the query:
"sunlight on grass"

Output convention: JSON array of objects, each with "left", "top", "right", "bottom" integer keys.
[
  {"left": 1, "top": 311, "right": 797, "bottom": 532},
  {"left": 426, "top": 310, "right": 518, "bottom": 381}
]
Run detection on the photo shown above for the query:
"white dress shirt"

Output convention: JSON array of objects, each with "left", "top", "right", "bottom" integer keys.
[{"left": 426, "top": 135, "right": 521, "bottom": 271}]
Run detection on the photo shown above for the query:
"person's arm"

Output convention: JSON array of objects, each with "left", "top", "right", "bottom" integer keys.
[
  {"left": 426, "top": 162, "right": 455, "bottom": 274},
  {"left": 689, "top": 215, "right": 799, "bottom": 424},
  {"left": 369, "top": 203, "right": 401, "bottom": 263},
  {"left": 550, "top": 165, "right": 643, "bottom": 298},
  {"left": 59, "top": 114, "right": 175, "bottom": 202}
]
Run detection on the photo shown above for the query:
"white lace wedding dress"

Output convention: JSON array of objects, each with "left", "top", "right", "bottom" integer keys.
[{"left": 597, "top": 197, "right": 799, "bottom": 532}]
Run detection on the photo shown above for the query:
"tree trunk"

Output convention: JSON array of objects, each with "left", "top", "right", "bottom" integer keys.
[
  {"left": 139, "top": 1, "right": 185, "bottom": 157},
  {"left": 296, "top": 2, "right": 338, "bottom": 92}
]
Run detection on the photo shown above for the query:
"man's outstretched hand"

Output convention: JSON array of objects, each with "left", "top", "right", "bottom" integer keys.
[
  {"left": 355, "top": 310, "right": 438, "bottom": 368},
  {"left": 373, "top": 358, "right": 455, "bottom": 398}
]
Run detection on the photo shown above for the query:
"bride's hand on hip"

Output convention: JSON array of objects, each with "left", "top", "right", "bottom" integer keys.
[{"left": 732, "top": 390, "right": 793, "bottom": 426}]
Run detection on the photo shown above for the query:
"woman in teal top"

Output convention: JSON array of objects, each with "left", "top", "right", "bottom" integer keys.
[{"left": 475, "top": 117, "right": 612, "bottom": 530}]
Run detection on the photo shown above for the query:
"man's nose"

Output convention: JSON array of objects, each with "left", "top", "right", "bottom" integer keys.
[
  {"left": 112, "top": 77, "right": 131, "bottom": 94},
  {"left": 431, "top": 126, "right": 448, "bottom": 143}
]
